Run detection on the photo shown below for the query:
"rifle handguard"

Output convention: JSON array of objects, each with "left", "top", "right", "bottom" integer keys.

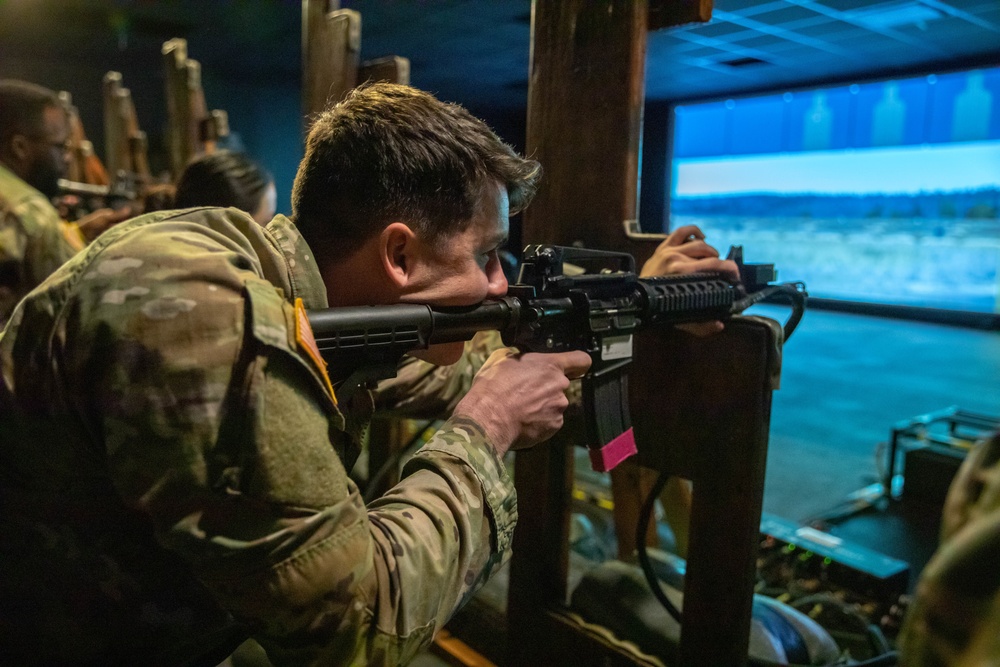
[{"left": 308, "top": 244, "right": 805, "bottom": 471}]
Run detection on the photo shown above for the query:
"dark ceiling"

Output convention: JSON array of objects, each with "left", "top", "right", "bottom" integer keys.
[{"left": 1, "top": 0, "right": 998, "bottom": 110}]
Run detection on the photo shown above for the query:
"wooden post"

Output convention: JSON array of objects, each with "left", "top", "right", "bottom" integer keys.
[
  {"left": 512, "top": 1, "right": 769, "bottom": 665},
  {"left": 511, "top": 7, "right": 651, "bottom": 664},
  {"left": 302, "top": 0, "right": 361, "bottom": 129},
  {"left": 522, "top": 0, "right": 649, "bottom": 257},
  {"left": 163, "top": 39, "right": 227, "bottom": 177},
  {"left": 102, "top": 73, "right": 128, "bottom": 179},
  {"left": 59, "top": 91, "right": 108, "bottom": 188},
  {"left": 630, "top": 321, "right": 775, "bottom": 666},
  {"left": 162, "top": 39, "right": 194, "bottom": 179},
  {"left": 358, "top": 56, "right": 411, "bottom": 86},
  {"left": 103, "top": 73, "right": 149, "bottom": 185}
]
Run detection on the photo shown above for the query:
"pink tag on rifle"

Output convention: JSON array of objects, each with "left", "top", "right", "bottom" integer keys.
[{"left": 588, "top": 428, "right": 637, "bottom": 472}]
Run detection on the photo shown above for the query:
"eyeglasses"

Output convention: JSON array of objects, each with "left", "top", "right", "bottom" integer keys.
[{"left": 24, "top": 134, "right": 72, "bottom": 153}]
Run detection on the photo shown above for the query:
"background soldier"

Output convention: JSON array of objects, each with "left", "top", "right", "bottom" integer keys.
[
  {"left": 174, "top": 149, "right": 276, "bottom": 226},
  {"left": 0, "top": 79, "right": 130, "bottom": 326}
]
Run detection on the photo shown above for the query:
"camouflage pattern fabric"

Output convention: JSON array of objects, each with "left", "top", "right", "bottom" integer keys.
[
  {"left": 376, "top": 329, "right": 584, "bottom": 419},
  {"left": 375, "top": 331, "right": 504, "bottom": 418},
  {"left": 899, "top": 431, "right": 1000, "bottom": 666},
  {"left": 0, "top": 206, "right": 516, "bottom": 666},
  {"left": 0, "top": 163, "right": 77, "bottom": 328}
]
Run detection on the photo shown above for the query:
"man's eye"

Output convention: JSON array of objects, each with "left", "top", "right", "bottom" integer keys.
[{"left": 475, "top": 249, "right": 494, "bottom": 269}]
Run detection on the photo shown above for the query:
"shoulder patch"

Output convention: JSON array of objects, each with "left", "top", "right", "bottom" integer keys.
[{"left": 295, "top": 297, "right": 337, "bottom": 406}]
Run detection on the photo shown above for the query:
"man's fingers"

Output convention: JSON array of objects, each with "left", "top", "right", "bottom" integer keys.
[
  {"left": 110, "top": 206, "right": 134, "bottom": 222},
  {"left": 663, "top": 224, "right": 705, "bottom": 247},
  {"left": 550, "top": 349, "right": 592, "bottom": 379},
  {"left": 668, "top": 240, "right": 720, "bottom": 260}
]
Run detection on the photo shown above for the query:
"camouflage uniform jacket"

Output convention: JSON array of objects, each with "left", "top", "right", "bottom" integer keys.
[
  {"left": 0, "top": 162, "right": 78, "bottom": 328},
  {"left": 0, "top": 207, "right": 517, "bottom": 666},
  {"left": 899, "top": 431, "right": 1000, "bottom": 666}
]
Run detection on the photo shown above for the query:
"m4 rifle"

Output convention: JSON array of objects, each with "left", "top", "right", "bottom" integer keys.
[{"left": 309, "top": 245, "right": 805, "bottom": 471}]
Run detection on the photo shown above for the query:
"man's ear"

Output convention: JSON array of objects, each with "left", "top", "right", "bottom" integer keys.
[
  {"left": 379, "top": 221, "right": 418, "bottom": 289},
  {"left": 6, "top": 134, "right": 31, "bottom": 166}
]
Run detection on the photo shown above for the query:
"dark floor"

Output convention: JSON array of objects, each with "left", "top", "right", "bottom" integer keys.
[{"left": 754, "top": 303, "right": 1000, "bottom": 580}]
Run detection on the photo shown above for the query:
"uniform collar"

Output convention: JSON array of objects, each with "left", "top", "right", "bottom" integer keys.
[
  {"left": 262, "top": 214, "right": 329, "bottom": 310},
  {"left": 0, "top": 162, "right": 43, "bottom": 206}
]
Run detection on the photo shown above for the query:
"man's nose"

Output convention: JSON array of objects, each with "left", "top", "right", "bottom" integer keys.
[{"left": 487, "top": 269, "right": 508, "bottom": 298}]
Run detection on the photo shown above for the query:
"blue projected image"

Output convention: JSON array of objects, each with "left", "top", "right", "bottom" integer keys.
[{"left": 671, "top": 68, "right": 1000, "bottom": 313}]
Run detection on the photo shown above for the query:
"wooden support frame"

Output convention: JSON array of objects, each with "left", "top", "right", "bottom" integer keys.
[
  {"left": 302, "top": 0, "right": 361, "bottom": 129},
  {"left": 508, "top": 1, "right": 776, "bottom": 665},
  {"left": 508, "top": 319, "right": 779, "bottom": 667},
  {"left": 358, "top": 56, "right": 411, "bottom": 86}
]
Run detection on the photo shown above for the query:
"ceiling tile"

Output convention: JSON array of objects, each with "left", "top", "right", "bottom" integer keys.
[
  {"left": 717, "top": 0, "right": 788, "bottom": 13},
  {"left": 896, "top": 15, "right": 995, "bottom": 40},
  {"left": 687, "top": 20, "right": 753, "bottom": 38},
  {"left": 812, "top": 0, "right": 889, "bottom": 11},
  {"left": 735, "top": 33, "right": 796, "bottom": 49},
  {"left": 681, "top": 46, "right": 737, "bottom": 59},
  {"left": 745, "top": 5, "right": 826, "bottom": 24},
  {"left": 2, "top": 0, "right": 998, "bottom": 112},
  {"left": 937, "top": 0, "right": 1000, "bottom": 10},
  {"left": 790, "top": 18, "right": 861, "bottom": 37}
]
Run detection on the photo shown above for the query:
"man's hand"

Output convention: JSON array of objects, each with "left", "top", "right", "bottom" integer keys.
[
  {"left": 76, "top": 206, "right": 133, "bottom": 243},
  {"left": 453, "top": 348, "right": 592, "bottom": 456},
  {"left": 639, "top": 224, "right": 739, "bottom": 279},
  {"left": 640, "top": 224, "right": 740, "bottom": 336}
]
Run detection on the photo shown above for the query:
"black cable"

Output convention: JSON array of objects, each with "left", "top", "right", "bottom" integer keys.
[
  {"left": 635, "top": 471, "right": 900, "bottom": 667},
  {"left": 779, "top": 284, "right": 807, "bottom": 341},
  {"left": 635, "top": 470, "right": 682, "bottom": 624},
  {"left": 733, "top": 282, "right": 808, "bottom": 341},
  {"left": 788, "top": 594, "right": 894, "bottom": 659}
]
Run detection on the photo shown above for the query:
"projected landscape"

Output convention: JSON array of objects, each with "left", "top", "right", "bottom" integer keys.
[{"left": 672, "top": 68, "right": 1000, "bottom": 313}]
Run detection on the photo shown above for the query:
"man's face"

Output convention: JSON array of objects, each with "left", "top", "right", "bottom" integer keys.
[
  {"left": 23, "top": 105, "right": 70, "bottom": 198},
  {"left": 402, "top": 182, "right": 510, "bottom": 364},
  {"left": 252, "top": 181, "right": 277, "bottom": 226}
]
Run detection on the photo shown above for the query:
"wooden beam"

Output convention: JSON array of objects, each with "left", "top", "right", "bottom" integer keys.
[
  {"left": 358, "top": 56, "right": 411, "bottom": 86},
  {"left": 431, "top": 628, "right": 498, "bottom": 667},
  {"left": 522, "top": 0, "right": 649, "bottom": 256},
  {"left": 515, "top": 2, "right": 770, "bottom": 666},
  {"left": 162, "top": 39, "right": 215, "bottom": 177},
  {"left": 302, "top": 0, "right": 361, "bottom": 129},
  {"left": 648, "top": 0, "right": 713, "bottom": 31},
  {"left": 507, "top": 423, "right": 577, "bottom": 666},
  {"left": 630, "top": 320, "right": 776, "bottom": 665}
]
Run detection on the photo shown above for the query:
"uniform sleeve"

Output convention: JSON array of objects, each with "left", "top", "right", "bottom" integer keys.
[
  {"left": 373, "top": 330, "right": 504, "bottom": 418},
  {"left": 0, "top": 206, "right": 29, "bottom": 323},
  {"left": 73, "top": 227, "right": 515, "bottom": 666},
  {"left": 14, "top": 195, "right": 77, "bottom": 290}
]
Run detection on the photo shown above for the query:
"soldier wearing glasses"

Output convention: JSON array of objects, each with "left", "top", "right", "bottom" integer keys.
[
  {"left": 0, "top": 79, "right": 78, "bottom": 327},
  {"left": 0, "top": 79, "right": 130, "bottom": 328}
]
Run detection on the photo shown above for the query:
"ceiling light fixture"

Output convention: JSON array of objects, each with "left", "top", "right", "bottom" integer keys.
[{"left": 841, "top": 1, "right": 944, "bottom": 30}]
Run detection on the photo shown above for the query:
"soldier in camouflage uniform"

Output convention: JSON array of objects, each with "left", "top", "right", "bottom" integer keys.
[
  {"left": 0, "top": 83, "right": 590, "bottom": 666},
  {"left": 899, "top": 430, "right": 1000, "bottom": 666},
  {"left": 0, "top": 79, "right": 132, "bottom": 328},
  {"left": 0, "top": 79, "right": 79, "bottom": 327}
]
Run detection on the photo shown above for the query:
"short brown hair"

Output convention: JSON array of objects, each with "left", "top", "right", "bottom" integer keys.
[{"left": 291, "top": 83, "right": 540, "bottom": 260}]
